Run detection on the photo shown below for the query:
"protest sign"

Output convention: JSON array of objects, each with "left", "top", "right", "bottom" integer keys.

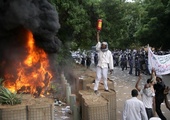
[{"left": 148, "top": 47, "right": 170, "bottom": 75}]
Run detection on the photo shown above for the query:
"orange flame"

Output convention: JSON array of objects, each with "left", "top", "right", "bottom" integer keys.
[{"left": 4, "top": 30, "right": 52, "bottom": 96}]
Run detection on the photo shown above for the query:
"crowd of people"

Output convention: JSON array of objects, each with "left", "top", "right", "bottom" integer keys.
[
  {"left": 90, "top": 31, "right": 170, "bottom": 119},
  {"left": 74, "top": 44, "right": 170, "bottom": 78},
  {"left": 123, "top": 69, "right": 170, "bottom": 120},
  {"left": 71, "top": 31, "right": 170, "bottom": 120}
]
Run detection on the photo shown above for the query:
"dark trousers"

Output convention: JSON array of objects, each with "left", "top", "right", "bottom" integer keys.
[
  {"left": 156, "top": 99, "right": 167, "bottom": 120},
  {"left": 145, "top": 108, "right": 153, "bottom": 119},
  {"left": 145, "top": 65, "right": 150, "bottom": 75},
  {"left": 129, "top": 65, "right": 133, "bottom": 74},
  {"left": 135, "top": 68, "right": 140, "bottom": 76},
  {"left": 122, "top": 63, "right": 127, "bottom": 71}
]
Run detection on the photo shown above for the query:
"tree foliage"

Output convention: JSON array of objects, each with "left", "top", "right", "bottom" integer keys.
[{"left": 51, "top": 0, "right": 170, "bottom": 51}]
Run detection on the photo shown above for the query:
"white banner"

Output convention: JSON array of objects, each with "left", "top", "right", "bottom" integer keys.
[{"left": 148, "top": 47, "right": 170, "bottom": 75}]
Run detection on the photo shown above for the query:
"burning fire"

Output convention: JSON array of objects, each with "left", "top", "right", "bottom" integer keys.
[{"left": 3, "top": 30, "right": 52, "bottom": 96}]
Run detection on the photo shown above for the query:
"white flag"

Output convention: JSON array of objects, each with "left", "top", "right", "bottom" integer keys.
[{"left": 148, "top": 47, "right": 170, "bottom": 75}]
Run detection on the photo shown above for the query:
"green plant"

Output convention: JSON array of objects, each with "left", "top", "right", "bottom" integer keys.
[
  {"left": 0, "top": 78, "right": 3, "bottom": 86},
  {"left": 0, "top": 78, "right": 22, "bottom": 105}
]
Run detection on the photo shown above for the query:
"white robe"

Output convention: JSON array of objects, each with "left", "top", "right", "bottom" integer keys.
[
  {"left": 96, "top": 42, "right": 114, "bottom": 69},
  {"left": 94, "top": 42, "right": 114, "bottom": 91},
  {"left": 123, "top": 97, "right": 148, "bottom": 120}
]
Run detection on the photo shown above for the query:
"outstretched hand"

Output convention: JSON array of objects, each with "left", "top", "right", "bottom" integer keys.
[{"left": 151, "top": 68, "right": 156, "bottom": 76}]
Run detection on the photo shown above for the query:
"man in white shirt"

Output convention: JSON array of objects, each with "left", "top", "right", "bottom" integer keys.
[
  {"left": 123, "top": 89, "right": 148, "bottom": 120},
  {"left": 135, "top": 74, "right": 156, "bottom": 119},
  {"left": 94, "top": 31, "right": 113, "bottom": 94}
]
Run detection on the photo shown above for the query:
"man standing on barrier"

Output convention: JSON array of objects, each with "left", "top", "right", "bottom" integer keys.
[{"left": 94, "top": 31, "right": 114, "bottom": 94}]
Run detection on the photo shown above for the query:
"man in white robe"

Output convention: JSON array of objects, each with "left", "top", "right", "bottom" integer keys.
[{"left": 94, "top": 31, "right": 114, "bottom": 94}]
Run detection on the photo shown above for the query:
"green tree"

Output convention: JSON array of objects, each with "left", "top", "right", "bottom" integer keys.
[
  {"left": 52, "top": 0, "right": 100, "bottom": 50},
  {"left": 51, "top": 0, "right": 170, "bottom": 51},
  {"left": 135, "top": 0, "right": 170, "bottom": 50}
]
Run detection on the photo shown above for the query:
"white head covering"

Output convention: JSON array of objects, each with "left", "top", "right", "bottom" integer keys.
[{"left": 101, "top": 42, "right": 108, "bottom": 52}]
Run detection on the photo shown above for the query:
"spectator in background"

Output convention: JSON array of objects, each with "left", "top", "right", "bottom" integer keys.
[
  {"left": 135, "top": 56, "right": 140, "bottom": 76},
  {"left": 123, "top": 89, "right": 148, "bottom": 120},
  {"left": 86, "top": 55, "right": 91, "bottom": 68},
  {"left": 81, "top": 56, "right": 85, "bottom": 66},
  {"left": 121, "top": 55, "right": 127, "bottom": 71},
  {"left": 128, "top": 54, "right": 133, "bottom": 75},
  {"left": 144, "top": 55, "right": 150, "bottom": 75}
]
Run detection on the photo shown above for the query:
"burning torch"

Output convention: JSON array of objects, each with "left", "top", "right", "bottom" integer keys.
[
  {"left": 96, "top": 19, "right": 102, "bottom": 42},
  {"left": 97, "top": 19, "right": 102, "bottom": 31}
]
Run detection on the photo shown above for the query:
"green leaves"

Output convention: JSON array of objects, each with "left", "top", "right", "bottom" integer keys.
[
  {"left": 134, "top": 0, "right": 170, "bottom": 49},
  {"left": 0, "top": 82, "right": 22, "bottom": 105},
  {"left": 0, "top": 78, "right": 3, "bottom": 86},
  {"left": 50, "top": 0, "right": 170, "bottom": 51}
]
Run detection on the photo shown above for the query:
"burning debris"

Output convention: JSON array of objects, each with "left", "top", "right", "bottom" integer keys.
[
  {"left": 0, "top": 0, "right": 61, "bottom": 96},
  {"left": 2, "top": 29, "right": 53, "bottom": 97}
]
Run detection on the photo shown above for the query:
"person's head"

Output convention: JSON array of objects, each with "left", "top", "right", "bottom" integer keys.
[
  {"left": 147, "top": 78, "right": 155, "bottom": 85},
  {"left": 131, "top": 89, "right": 138, "bottom": 97},
  {"left": 101, "top": 42, "right": 108, "bottom": 52},
  {"left": 156, "top": 75, "right": 163, "bottom": 83}
]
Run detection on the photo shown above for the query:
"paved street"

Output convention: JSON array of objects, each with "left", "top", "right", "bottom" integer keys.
[
  {"left": 54, "top": 65, "right": 170, "bottom": 120},
  {"left": 108, "top": 66, "right": 170, "bottom": 120}
]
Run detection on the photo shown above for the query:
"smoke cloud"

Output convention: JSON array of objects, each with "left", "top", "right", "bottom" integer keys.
[{"left": 0, "top": 0, "right": 61, "bottom": 53}]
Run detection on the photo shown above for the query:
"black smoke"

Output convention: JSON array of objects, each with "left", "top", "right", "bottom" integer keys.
[
  {"left": 0, "top": 0, "right": 61, "bottom": 53},
  {"left": 0, "top": 0, "right": 61, "bottom": 81}
]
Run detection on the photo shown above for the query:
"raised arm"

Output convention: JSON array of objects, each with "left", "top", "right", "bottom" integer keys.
[
  {"left": 95, "top": 31, "right": 101, "bottom": 51},
  {"left": 151, "top": 68, "right": 156, "bottom": 79},
  {"left": 96, "top": 31, "right": 100, "bottom": 42},
  {"left": 135, "top": 73, "right": 142, "bottom": 92}
]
